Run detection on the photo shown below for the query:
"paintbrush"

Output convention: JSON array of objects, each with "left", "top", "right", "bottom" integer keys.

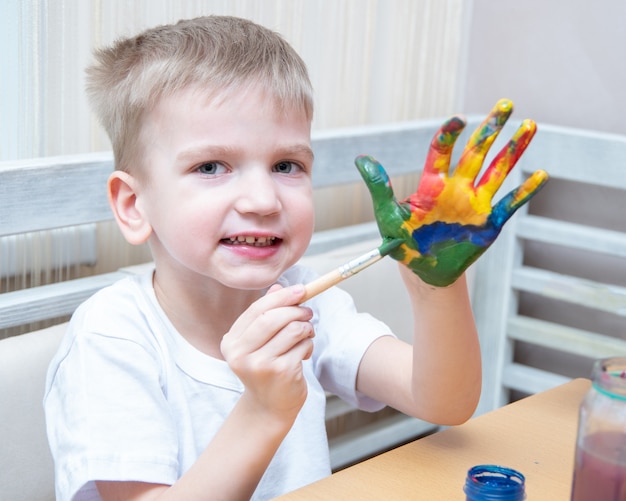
[{"left": 301, "top": 237, "right": 404, "bottom": 302}]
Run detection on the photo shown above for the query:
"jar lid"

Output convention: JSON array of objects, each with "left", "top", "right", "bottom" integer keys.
[
  {"left": 593, "top": 357, "right": 626, "bottom": 401},
  {"left": 464, "top": 465, "right": 525, "bottom": 500}
]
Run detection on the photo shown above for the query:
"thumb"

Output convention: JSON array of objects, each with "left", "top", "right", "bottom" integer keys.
[
  {"left": 355, "top": 155, "right": 397, "bottom": 214},
  {"left": 265, "top": 283, "right": 284, "bottom": 295}
]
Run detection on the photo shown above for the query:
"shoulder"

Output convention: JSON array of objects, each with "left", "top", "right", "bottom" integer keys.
[
  {"left": 72, "top": 268, "right": 156, "bottom": 337},
  {"left": 50, "top": 268, "right": 165, "bottom": 369},
  {"left": 44, "top": 268, "right": 170, "bottom": 404}
]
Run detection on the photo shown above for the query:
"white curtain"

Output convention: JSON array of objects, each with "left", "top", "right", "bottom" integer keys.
[
  {"left": 1, "top": 0, "right": 467, "bottom": 162},
  {"left": 0, "top": 0, "right": 468, "bottom": 302}
]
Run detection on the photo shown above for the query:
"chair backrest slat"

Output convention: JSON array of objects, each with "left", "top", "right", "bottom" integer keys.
[{"left": 473, "top": 123, "right": 626, "bottom": 414}]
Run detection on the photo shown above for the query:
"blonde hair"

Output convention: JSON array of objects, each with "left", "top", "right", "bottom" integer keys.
[{"left": 86, "top": 15, "right": 314, "bottom": 171}]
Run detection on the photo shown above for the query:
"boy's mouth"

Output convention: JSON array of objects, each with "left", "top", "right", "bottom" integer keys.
[{"left": 222, "top": 235, "right": 279, "bottom": 247}]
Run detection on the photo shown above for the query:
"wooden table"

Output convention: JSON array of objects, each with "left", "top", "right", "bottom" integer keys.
[{"left": 276, "top": 378, "right": 591, "bottom": 501}]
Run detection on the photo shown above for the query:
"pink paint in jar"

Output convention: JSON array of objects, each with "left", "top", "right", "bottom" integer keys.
[{"left": 571, "top": 357, "right": 626, "bottom": 501}]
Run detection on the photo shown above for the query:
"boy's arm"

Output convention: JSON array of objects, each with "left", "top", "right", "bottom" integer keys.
[
  {"left": 355, "top": 100, "right": 548, "bottom": 424},
  {"left": 97, "top": 391, "right": 302, "bottom": 501},
  {"left": 356, "top": 270, "right": 481, "bottom": 425},
  {"left": 97, "top": 284, "right": 314, "bottom": 501}
]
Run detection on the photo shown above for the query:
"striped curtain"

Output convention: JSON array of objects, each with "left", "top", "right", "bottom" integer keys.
[
  {"left": 2, "top": 0, "right": 467, "bottom": 160},
  {"left": 0, "top": 0, "right": 467, "bottom": 297}
]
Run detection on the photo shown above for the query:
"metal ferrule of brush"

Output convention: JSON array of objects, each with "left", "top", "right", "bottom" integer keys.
[{"left": 338, "top": 249, "right": 382, "bottom": 278}]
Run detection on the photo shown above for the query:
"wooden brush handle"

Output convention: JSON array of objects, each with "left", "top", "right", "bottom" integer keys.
[
  {"left": 301, "top": 269, "right": 345, "bottom": 303},
  {"left": 300, "top": 247, "right": 385, "bottom": 303}
]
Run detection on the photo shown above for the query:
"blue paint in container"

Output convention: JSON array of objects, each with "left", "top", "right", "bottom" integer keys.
[{"left": 464, "top": 465, "right": 526, "bottom": 501}]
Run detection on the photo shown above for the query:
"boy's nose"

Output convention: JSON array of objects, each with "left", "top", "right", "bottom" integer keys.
[{"left": 234, "top": 170, "right": 282, "bottom": 215}]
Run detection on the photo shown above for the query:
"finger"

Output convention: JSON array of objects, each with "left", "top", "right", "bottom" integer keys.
[
  {"left": 423, "top": 115, "right": 466, "bottom": 176},
  {"left": 222, "top": 303, "right": 313, "bottom": 361},
  {"left": 286, "top": 336, "right": 314, "bottom": 363},
  {"left": 264, "top": 320, "right": 315, "bottom": 358},
  {"left": 300, "top": 338, "right": 315, "bottom": 360},
  {"left": 355, "top": 155, "right": 396, "bottom": 210},
  {"left": 265, "top": 283, "right": 284, "bottom": 295},
  {"left": 477, "top": 119, "right": 537, "bottom": 196},
  {"left": 455, "top": 98, "right": 514, "bottom": 180},
  {"left": 227, "top": 285, "right": 308, "bottom": 340},
  {"left": 355, "top": 154, "right": 404, "bottom": 220},
  {"left": 489, "top": 170, "right": 549, "bottom": 228},
  {"left": 355, "top": 155, "right": 412, "bottom": 237}
]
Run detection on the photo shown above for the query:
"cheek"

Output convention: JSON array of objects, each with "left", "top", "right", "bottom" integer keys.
[
  {"left": 290, "top": 196, "right": 315, "bottom": 244},
  {"left": 148, "top": 192, "right": 225, "bottom": 244},
  {"left": 298, "top": 210, "right": 316, "bottom": 241}
]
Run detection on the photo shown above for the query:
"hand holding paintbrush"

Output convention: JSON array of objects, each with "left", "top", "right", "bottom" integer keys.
[{"left": 302, "top": 99, "right": 548, "bottom": 301}]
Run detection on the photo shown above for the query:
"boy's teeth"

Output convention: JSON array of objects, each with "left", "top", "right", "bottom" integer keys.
[{"left": 228, "top": 235, "right": 276, "bottom": 246}]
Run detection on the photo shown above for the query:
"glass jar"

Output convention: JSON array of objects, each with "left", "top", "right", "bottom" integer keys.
[
  {"left": 464, "top": 464, "right": 525, "bottom": 500},
  {"left": 571, "top": 357, "right": 626, "bottom": 500}
]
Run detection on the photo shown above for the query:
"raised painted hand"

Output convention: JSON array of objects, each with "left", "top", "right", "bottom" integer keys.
[{"left": 356, "top": 99, "right": 549, "bottom": 287}]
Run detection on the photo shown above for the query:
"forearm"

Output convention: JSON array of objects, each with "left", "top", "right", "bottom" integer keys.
[
  {"left": 399, "top": 265, "right": 482, "bottom": 424},
  {"left": 170, "top": 393, "right": 294, "bottom": 500},
  {"left": 97, "top": 393, "right": 295, "bottom": 501}
]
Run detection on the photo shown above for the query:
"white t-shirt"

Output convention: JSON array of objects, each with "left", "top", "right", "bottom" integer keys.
[{"left": 44, "top": 265, "right": 393, "bottom": 500}]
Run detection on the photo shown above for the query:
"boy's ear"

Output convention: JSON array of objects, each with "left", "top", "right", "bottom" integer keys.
[{"left": 108, "top": 171, "right": 152, "bottom": 245}]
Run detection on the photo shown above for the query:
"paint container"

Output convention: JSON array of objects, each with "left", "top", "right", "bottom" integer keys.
[
  {"left": 464, "top": 465, "right": 525, "bottom": 500},
  {"left": 570, "top": 357, "right": 626, "bottom": 501}
]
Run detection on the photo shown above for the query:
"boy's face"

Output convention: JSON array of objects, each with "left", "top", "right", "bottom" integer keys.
[{"left": 131, "top": 84, "right": 315, "bottom": 291}]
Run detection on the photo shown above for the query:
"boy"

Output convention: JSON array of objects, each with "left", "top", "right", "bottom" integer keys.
[{"left": 44, "top": 15, "right": 546, "bottom": 501}]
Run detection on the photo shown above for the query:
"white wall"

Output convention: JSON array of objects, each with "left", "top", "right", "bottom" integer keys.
[
  {"left": 461, "top": 0, "right": 626, "bottom": 391},
  {"left": 460, "top": 0, "right": 626, "bottom": 135}
]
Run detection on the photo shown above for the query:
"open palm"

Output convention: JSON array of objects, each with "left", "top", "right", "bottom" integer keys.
[{"left": 356, "top": 99, "right": 549, "bottom": 287}]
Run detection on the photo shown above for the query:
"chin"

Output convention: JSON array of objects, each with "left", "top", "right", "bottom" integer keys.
[{"left": 219, "top": 268, "right": 285, "bottom": 292}]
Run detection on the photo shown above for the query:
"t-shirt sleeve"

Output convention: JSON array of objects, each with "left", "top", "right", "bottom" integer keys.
[
  {"left": 44, "top": 310, "right": 179, "bottom": 499},
  {"left": 303, "top": 273, "right": 396, "bottom": 412}
]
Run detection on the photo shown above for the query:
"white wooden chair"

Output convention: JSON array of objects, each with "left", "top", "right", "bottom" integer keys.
[
  {"left": 0, "top": 120, "right": 451, "bottom": 500},
  {"left": 472, "top": 123, "right": 626, "bottom": 415},
  {"left": 7, "top": 115, "right": 624, "bottom": 499}
]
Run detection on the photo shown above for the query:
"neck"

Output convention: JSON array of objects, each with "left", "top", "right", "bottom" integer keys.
[{"left": 152, "top": 268, "right": 264, "bottom": 358}]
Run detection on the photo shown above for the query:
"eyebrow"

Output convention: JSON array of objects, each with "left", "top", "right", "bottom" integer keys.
[
  {"left": 281, "top": 144, "right": 315, "bottom": 162},
  {"left": 176, "top": 145, "right": 236, "bottom": 162},
  {"left": 177, "top": 143, "right": 315, "bottom": 163}
]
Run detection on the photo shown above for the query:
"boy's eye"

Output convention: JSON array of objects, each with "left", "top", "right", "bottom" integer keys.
[
  {"left": 197, "top": 162, "right": 226, "bottom": 175},
  {"left": 273, "top": 161, "right": 298, "bottom": 174}
]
